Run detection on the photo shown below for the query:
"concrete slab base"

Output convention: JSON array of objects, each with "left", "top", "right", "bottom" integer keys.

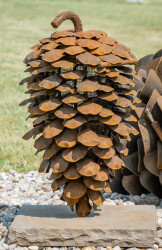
[{"left": 8, "top": 205, "right": 156, "bottom": 247}]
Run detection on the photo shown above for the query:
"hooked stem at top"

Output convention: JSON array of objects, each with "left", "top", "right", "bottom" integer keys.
[{"left": 51, "top": 11, "right": 83, "bottom": 32}]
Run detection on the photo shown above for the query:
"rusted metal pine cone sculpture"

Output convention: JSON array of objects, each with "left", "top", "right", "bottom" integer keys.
[
  {"left": 109, "top": 49, "right": 162, "bottom": 198},
  {"left": 20, "top": 11, "right": 139, "bottom": 216}
]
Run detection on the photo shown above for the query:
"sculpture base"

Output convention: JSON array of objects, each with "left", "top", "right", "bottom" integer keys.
[{"left": 8, "top": 205, "right": 156, "bottom": 247}]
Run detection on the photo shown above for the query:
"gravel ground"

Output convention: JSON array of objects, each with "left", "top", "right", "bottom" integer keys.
[{"left": 0, "top": 170, "right": 162, "bottom": 250}]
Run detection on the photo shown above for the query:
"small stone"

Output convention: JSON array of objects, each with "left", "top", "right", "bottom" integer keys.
[
  {"left": 14, "top": 248, "right": 28, "bottom": 250},
  {"left": 114, "top": 200, "right": 119, "bottom": 205},
  {"left": 103, "top": 200, "right": 116, "bottom": 205},
  {"left": 153, "top": 244, "right": 158, "bottom": 250},
  {"left": 123, "top": 201, "right": 135, "bottom": 206},
  {"left": 28, "top": 246, "right": 39, "bottom": 250},
  {"left": 53, "top": 194, "right": 60, "bottom": 200},
  {"left": 118, "top": 199, "right": 124, "bottom": 205},
  {"left": 2, "top": 243, "right": 8, "bottom": 249},
  {"left": 106, "top": 247, "right": 113, "bottom": 250},
  {"left": 127, "top": 248, "right": 138, "bottom": 250},
  {"left": 113, "top": 246, "right": 121, "bottom": 250},
  {"left": 3, "top": 232, "right": 8, "bottom": 237},
  {"left": 110, "top": 192, "right": 118, "bottom": 200},
  {"left": 68, "top": 248, "right": 80, "bottom": 250},
  {"left": 131, "top": 195, "right": 141, "bottom": 203},
  {"left": 155, "top": 237, "right": 161, "bottom": 245},
  {"left": 96, "top": 248, "right": 106, "bottom": 250},
  {"left": 157, "top": 210, "right": 162, "bottom": 218},
  {"left": 82, "top": 248, "right": 95, "bottom": 250},
  {"left": 141, "top": 193, "right": 147, "bottom": 198},
  {"left": 158, "top": 218, "right": 162, "bottom": 228},
  {"left": 8, "top": 244, "right": 17, "bottom": 249},
  {"left": 159, "top": 201, "right": 162, "bottom": 208},
  {"left": 0, "top": 207, "right": 7, "bottom": 212},
  {"left": 11, "top": 194, "right": 19, "bottom": 199},
  {"left": 157, "top": 228, "right": 162, "bottom": 236},
  {"left": 9, "top": 170, "right": 16, "bottom": 176}
]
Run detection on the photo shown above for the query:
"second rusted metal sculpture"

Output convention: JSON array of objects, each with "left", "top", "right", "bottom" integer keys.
[
  {"left": 20, "top": 11, "right": 139, "bottom": 216},
  {"left": 110, "top": 49, "right": 162, "bottom": 197}
]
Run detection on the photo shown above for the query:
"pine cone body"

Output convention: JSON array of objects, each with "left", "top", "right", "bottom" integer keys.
[{"left": 20, "top": 11, "right": 138, "bottom": 216}]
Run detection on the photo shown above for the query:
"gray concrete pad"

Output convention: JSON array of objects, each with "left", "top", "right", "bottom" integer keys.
[{"left": 8, "top": 205, "right": 156, "bottom": 247}]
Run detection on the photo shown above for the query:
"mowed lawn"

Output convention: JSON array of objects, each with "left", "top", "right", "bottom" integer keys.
[{"left": 0, "top": 0, "right": 161, "bottom": 172}]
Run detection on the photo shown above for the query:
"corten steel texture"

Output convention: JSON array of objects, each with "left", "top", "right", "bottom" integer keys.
[
  {"left": 110, "top": 49, "right": 162, "bottom": 198},
  {"left": 51, "top": 11, "right": 83, "bottom": 32},
  {"left": 20, "top": 11, "right": 139, "bottom": 216}
]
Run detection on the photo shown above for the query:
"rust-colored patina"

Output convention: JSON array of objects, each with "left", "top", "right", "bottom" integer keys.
[
  {"left": 110, "top": 49, "right": 162, "bottom": 198},
  {"left": 20, "top": 11, "right": 138, "bottom": 216}
]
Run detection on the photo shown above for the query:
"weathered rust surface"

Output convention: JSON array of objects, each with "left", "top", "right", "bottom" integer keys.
[
  {"left": 140, "top": 69, "right": 162, "bottom": 101},
  {"left": 20, "top": 10, "right": 140, "bottom": 216},
  {"left": 110, "top": 49, "right": 162, "bottom": 198},
  {"left": 83, "top": 177, "right": 106, "bottom": 191},
  {"left": 122, "top": 175, "right": 145, "bottom": 195},
  {"left": 76, "top": 157, "right": 100, "bottom": 176},
  {"left": 76, "top": 52, "right": 101, "bottom": 66},
  {"left": 138, "top": 119, "right": 157, "bottom": 154}
]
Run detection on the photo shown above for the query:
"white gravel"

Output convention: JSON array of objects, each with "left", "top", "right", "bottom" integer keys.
[{"left": 0, "top": 170, "right": 162, "bottom": 250}]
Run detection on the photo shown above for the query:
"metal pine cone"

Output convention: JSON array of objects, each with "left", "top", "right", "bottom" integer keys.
[
  {"left": 110, "top": 49, "right": 162, "bottom": 198},
  {"left": 20, "top": 11, "right": 138, "bottom": 216}
]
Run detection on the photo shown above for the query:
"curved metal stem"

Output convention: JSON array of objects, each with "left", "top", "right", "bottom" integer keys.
[{"left": 51, "top": 11, "right": 83, "bottom": 32}]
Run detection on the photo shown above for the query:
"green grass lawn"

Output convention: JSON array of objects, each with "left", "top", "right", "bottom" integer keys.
[{"left": 0, "top": 0, "right": 161, "bottom": 172}]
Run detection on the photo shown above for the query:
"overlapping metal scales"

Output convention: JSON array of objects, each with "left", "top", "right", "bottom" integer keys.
[
  {"left": 109, "top": 49, "right": 162, "bottom": 198},
  {"left": 20, "top": 11, "right": 139, "bottom": 216}
]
